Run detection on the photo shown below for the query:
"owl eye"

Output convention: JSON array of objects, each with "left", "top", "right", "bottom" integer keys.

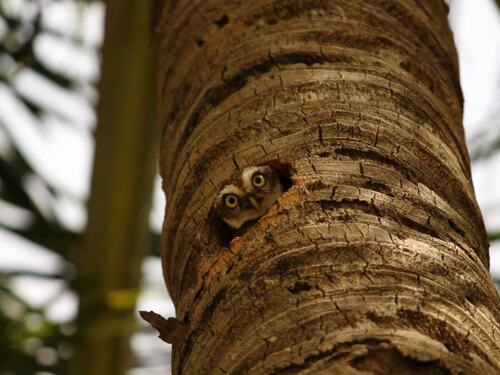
[
  {"left": 224, "top": 194, "right": 239, "bottom": 209},
  {"left": 252, "top": 173, "right": 266, "bottom": 188}
]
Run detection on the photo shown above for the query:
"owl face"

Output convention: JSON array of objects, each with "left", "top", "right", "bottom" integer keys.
[{"left": 214, "top": 165, "right": 283, "bottom": 229}]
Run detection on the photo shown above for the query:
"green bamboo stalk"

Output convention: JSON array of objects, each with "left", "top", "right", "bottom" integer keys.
[{"left": 69, "top": 0, "right": 157, "bottom": 374}]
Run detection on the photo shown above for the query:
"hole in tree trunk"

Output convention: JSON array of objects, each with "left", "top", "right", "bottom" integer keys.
[
  {"left": 215, "top": 14, "right": 229, "bottom": 28},
  {"left": 287, "top": 281, "right": 312, "bottom": 294},
  {"left": 210, "top": 160, "right": 294, "bottom": 248},
  {"left": 261, "top": 159, "right": 294, "bottom": 193}
]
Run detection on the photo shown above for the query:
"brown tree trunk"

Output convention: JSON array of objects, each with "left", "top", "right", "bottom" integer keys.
[{"left": 155, "top": 1, "right": 500, "bottom": 373}]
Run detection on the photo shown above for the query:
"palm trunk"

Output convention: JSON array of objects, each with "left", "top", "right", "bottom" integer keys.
[{"left": 155, "top": 0, "right": 500, "bottom": 373}]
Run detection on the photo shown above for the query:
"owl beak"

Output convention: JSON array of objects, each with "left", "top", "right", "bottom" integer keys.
[{"left": 248, "top": 196, "right": 261, "bottom": 210}]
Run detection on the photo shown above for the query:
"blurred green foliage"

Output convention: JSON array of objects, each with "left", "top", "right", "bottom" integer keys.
[
  {"left": 0, "top": 0, "right": 93, "bottom": 373},
  {"left": 0, "top": 286, "right": 73, "bottom": 374}
]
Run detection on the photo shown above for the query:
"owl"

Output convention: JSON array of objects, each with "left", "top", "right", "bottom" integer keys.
[{"left": 214, "top": 165, "right": 283, "bottom": 229}]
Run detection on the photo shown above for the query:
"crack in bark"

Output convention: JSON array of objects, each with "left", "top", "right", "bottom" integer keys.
[
  {"left": 183, "top": 52, "right": 333, "bottom": 145},
  {"left": 269, "top": 338, "right": 451, "bottom": 375}
]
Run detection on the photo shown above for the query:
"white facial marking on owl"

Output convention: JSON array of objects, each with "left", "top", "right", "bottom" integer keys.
[
  {"left": 219, "top": 184, "right": 244, "bottom": 197},
  {"left": 241, "top": 166, "right": 261, "bottom": 192}
]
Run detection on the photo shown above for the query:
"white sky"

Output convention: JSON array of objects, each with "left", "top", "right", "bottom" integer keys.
[{"left": 449, "top": 0, "right": 500, "bottom": 130}]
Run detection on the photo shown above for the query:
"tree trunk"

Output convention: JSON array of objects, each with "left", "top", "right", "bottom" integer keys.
[{"left": 155, "top": 0, "right": 500, "bottom": 373}]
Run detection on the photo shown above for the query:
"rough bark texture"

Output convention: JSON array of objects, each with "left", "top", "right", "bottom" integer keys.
[{"left": 155, "top": 1, "right": 500, "bottom": 374}]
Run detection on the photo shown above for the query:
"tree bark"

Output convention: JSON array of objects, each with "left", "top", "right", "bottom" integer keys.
[{"left": 155, "top": 1, "right": 500, "bottom": 373}]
